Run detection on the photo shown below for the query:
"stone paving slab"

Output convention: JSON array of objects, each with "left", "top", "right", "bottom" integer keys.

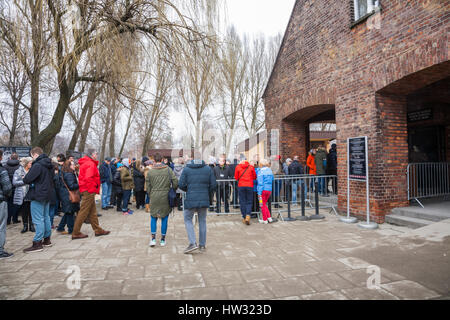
[{"left": 0, "top": 206, "right": 448, "bottom": 300}]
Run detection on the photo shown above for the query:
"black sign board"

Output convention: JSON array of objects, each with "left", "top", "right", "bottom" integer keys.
[
  {"left": 0, "top": 146, "right": 32, "bottom": 164},
  {"left": 348, "top": 137, "right": 367, "bottom": 181},
  {"left": 407, "top": 109, "right": 433, "bottom": 123}
]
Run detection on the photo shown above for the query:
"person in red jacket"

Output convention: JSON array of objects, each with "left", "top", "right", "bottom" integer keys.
[
  {"left": 234, "top": 156, "right": 256, "bottom": 225},
  {"left": 72, "top": 149, "right": 110, "bottom": 239}
]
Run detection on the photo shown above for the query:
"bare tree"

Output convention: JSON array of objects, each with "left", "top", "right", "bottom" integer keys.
[
  {"left": 1, "top": 0, "right": 218, "bottom": 153},
  {"left": 218, "top": 26, "right": 247, "bottom": 156},
  {"left": 241, "top": 33, "right": 282, "bottom": 137},
  {"left": 0, "top": 44, "right": 29, "bottom": 145}
]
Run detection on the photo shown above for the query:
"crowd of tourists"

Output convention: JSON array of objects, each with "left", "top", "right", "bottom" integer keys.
[{"left": 0, "top": 143, "right": 337, "bottom": 259}]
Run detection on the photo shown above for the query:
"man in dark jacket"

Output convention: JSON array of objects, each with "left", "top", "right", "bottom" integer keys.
[
  {"left": 326, "top": 144, "right": 338, "bottom": 194},
  {"left": 0, "top": 150, "right": 13, "bottom": 259},
  {"left": 179, "top": 155, "right": 217, "bottom": 254},
  {"left": 4, "top": 153, "right": 20, "bottom": 224},
  {"left": 315, "top": 146, "right": 328, "bottom": 195},
  {"left": 99, "top": 157, "right": 113, "bottom": 210},
  {"left": 213, "top": 158, "right": 232, "bottom": 213},
  {"left": 288, "top": 156, "right": 306, "bottom": 204},
  {"left": 110, "top": 158, "right": 118, "bottom": 206},
  {"left": 22, "top": 147, "right": 55, "bottom": 253},
  {"left": 230, "top": 158, "right": 239, "bottom": 208}
]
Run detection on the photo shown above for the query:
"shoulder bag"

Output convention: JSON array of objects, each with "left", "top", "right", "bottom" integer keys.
[{"left": 61, "top": 173, "right": 81, "bottom": 204}]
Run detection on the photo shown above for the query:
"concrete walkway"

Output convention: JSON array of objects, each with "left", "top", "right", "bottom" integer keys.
[{"left": 0, "top": 206, "right": 449, "bottom": 300}]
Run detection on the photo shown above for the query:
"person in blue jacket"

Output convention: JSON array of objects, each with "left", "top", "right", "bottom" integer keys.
[
  {"left": 178, "top": 155, "right": 217, "bottom": 254},
  {"left": 257, "top": 159, "right": 274, "bottom": 224}
]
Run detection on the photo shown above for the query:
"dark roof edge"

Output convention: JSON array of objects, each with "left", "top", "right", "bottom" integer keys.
[{"left": 262, "top": 0, "right": 299, "bottom": 99}]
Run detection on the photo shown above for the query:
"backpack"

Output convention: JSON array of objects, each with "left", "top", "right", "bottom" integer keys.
[{"left": 112, "top": 170, "right": 122, "bottom": 186}]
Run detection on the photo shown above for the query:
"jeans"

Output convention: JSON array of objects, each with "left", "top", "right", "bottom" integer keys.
[
  {"left": 184, "top": 207, "right": 207, "bottom": 246},
  {"left": 57, "top": 213, "right": 75, "bottom": 233},
  {"left": 49, "top": 204, "right": 57, "bottom": 227},
  {"left": 145, "top": 192, "right": 150, "bottom": 204},
  {"left": 151, "top": 215, "right": 169, "bottom": 236},
  {"left": 101, "top": 182, "right": 112, "bottom": 208},
  {"left": 0, "top": 201, "right": 7, "bottom": 254},
  {"left": 122, "top": 190, "right": 132, "bottom": 212},
  {"left": 30, "top": 201, "right": 51, "bottom": 242},
  {"left": 292, "top": 180, "right": 307, "bottom": 203},
  {"left": 238, "top": 187, "right": 253, "bottom": 218},
  {"left": 317, "top": 176, "right": 326, "bottom": 195}
]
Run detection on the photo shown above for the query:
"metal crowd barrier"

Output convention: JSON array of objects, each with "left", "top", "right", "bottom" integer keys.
[
  {"left": 180, "top": 174, "right": 338, "bottom": 221},
  {"left": 407, "top": 162, "right": 450, "bottom": 208}
]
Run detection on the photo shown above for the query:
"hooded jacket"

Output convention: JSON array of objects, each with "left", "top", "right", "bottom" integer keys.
[
  {"left": 120, "top": 162, "right": 135, "bottom": 191},
  {"left": 146, "top": 163, "right": 178, "bottom": 218},
  {"left": 257, "top": 166, "right": 274, "bottom": 195},
  {"left": 78, "top": 156, "right": 101, "bottom": 194},
  {"left": 0, "top": 166, "right": 12, "bottom": 202},
  {"left": 234, "top": 161, "right": 256, "bottom": 188},
  {"left": 306, "top": 154, "right": 316, "bottom": 175},
  {"left": 326, "top": 146, "right": 337, "bottom": 174},
  {"left": 132, "top": 166, "right": 145, "bottom": 192},
  {"left": 173, "top": 164, "right": 184, "bottom": 193},
  {"left": 23, "top": 154, "right": 55, "bottom": 202},
  {"left": 4, "top": 159, "right": 20, "bottom": 184},
  {"left": 179, "top": 160, "right": 217, "bottom": 210},
  {"left": 99, "top": 161, "right": 112, "bottom": 184},
  {"left": 314, "top": 149, "right": 327, "bottom": 175},
  {"left": 12, "top": 166, "right": 29, "bottom": 205}
]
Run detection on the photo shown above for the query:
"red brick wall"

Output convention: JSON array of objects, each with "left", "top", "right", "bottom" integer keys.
[{"left": 264, "top": 0, "right": 450, "bottom": 222}]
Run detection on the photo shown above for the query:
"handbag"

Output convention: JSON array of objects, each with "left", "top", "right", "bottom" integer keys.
[
  {"left": 61, "top": 173, "right": 81, "bottom": 204},
  {"left": 167, "top": 168, "right": 177, "bottom": 208}
]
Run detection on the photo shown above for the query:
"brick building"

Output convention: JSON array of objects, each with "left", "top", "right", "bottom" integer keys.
[{"left": 263, "top": 1, "right": 449, "bottom": 223}]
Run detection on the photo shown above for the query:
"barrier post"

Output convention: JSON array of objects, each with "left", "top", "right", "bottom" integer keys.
[
  {"left": 285, "top": 178, "right": 296, "bottom": 222},
  {"left": 297, "top": 178, "right": 310, "bottom": 221},
  {"left": 310, "top": 180, "right": 325, "bottom": 220}
]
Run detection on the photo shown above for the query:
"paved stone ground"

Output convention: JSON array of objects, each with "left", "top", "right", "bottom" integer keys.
[{"left": 1, "top": 204, "right": 449, "bottom": 300}]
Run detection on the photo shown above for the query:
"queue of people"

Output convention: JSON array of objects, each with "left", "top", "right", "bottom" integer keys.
[{"left": 0, "top": 144, "right": 336, "bottom": 259}]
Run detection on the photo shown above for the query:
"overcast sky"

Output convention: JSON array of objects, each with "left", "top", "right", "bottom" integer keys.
[
  {"left": 225, "top": 0, "right": 295, "bottom": 38},
  {"left": 170, "top": 0, "right": 296, "bottom": 147}
]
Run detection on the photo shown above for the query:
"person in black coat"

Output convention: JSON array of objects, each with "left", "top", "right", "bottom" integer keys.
[
  {"left": 213, "top": 159, "right": 233, "bottom": 213},
  {"left": 4, "top": 153, "right": 21, "bottom": 224},
  {"left": 229, "top": 158, "right": 239, "bottom": 208},
  {"left": 110, "top": 159, "right": 117, "bottom": 206},
  {"left": 22, "top": 148, "right": 55, "bottom": 252},
  {"left": 288, "top": 156, "right": 306, "bottom": 204},
  {"left": 111, "top": 163, "right": 124, "bottom": 212},
  {"left": 56, "top": 160, "right": 80, "bottom": 235},
  {"left": 326, "top": 143, "right": 338, "bottom": 194},
  {"left": 133, "top": 160, "right": 146, "bottom": 210}
]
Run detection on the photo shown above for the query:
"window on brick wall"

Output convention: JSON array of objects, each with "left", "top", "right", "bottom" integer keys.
[{"left": 353, "top": 0, "right": 380, "bottom": 21}]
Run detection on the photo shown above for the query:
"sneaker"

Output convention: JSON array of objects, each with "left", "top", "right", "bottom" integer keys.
[
  {"left": 245, "top": 215, "right": 251, "bottom": 225},
  {"left": 160, "top": 239, "right": 166, "bottom": 247},
  {"left": 263, "top": 220, "right": 268, "bottom": 224},
  {"left": 258, "top": 219, "right": 264, "bottom": 224},
  {"left": 149, "top": 238, "right": 156, "bottom": 247},
  {"left": 127, "top": 210, "right": 134, "bottom": 215},
  {"left": 199, "top": 245, "right": 206, "bottom": 252},
  {"left": 97, "top": 213, "right": 102, "bottom": 217},
  {"left": 122, "top": 211, "right": 129, "bottom": 216},
  {"left": 0, "top": 252, "right": 14, "bottom": 259},
  {"left": 268, "top": 217, "right": 273, "bottom": 223},
  {"left": 184, "top": 243, "right": 199, "bottom": 254}
]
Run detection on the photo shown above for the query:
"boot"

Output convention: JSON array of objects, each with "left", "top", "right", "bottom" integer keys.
[
  {"left": 23, "top": 240, "right": 43, "bottom": 253},
  {"left": 145, "top": 204, "right": 150, "bottom": 213},
  {"left": 43, "top": 237, "right": 52, "bottom": 247},
  {"left": 21, "top": 224, "right": 28, "bottom": 234},
  {"left": 29, "top": 224, "right": 35, "bottom": 232}
]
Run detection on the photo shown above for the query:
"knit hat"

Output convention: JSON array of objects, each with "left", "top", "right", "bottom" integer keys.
[{"left": 122, "top": 158, "right": 130, "bottom": 168}]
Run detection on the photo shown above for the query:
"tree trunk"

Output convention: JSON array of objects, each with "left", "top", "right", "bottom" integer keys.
[
  {"left": 108, "top": 96, "right": 117, "bottom": 157},
  {"left": 119, "top": 106, "right": 135, "bottom": 158},
  {"left": 68, "top": 91, "right": 92, "bottom": 150},
  {"left": 100, "top": 107, "right": 112, "bottom": 162},
  {"left": 77, "top": 85, "right": 98, "bottom": 152},
  {"left": 29, "top": 76, "right": 40, "bottom": 144}
]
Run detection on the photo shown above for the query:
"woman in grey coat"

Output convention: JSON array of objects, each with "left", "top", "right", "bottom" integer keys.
[{"left": 13, "top": 157, "right": 34, "bottom": 233}]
